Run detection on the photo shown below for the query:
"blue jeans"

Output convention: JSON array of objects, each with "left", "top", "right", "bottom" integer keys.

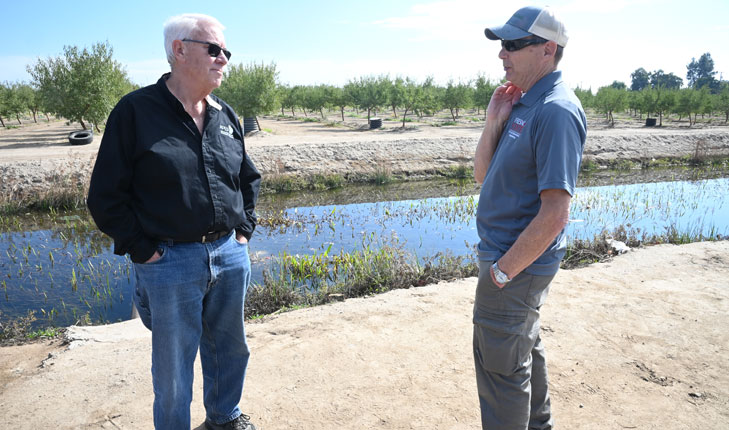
[{"left": 133, "top": 232, "right": 251, "bottom": 430}]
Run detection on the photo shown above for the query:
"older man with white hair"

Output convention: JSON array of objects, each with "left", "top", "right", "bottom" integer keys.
[
  {"left": 472, "top": 6, "right": 586, "bottom": 430},
  {"left": 88, "top": 13, "right": 260, "bottom": 430}
]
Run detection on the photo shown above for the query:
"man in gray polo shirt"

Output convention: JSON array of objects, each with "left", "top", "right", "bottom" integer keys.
[{"left": 472, "top": 6, "right": 586, "bottom": 429}]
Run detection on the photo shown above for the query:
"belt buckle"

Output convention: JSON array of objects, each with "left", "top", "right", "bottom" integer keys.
[{"left": 201, "top": 231, "right": 215, "bottom": 243}]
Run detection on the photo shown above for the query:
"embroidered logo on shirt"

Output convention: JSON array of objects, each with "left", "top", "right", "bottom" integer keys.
[
  {"left": 508, "top": 117, "right": 526, "bottom": 139},
  {"left": 220, "top": 124, "right": 234, "bottom": 139}
]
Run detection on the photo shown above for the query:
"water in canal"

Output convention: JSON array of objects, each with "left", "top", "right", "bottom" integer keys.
[{"left": 1, "top": 168, "right": 727, "bottom": 327}]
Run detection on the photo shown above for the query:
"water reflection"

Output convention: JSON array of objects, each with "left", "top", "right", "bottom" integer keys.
[{"left": 1, "top": 169, "right": 728, "bottom": 327}]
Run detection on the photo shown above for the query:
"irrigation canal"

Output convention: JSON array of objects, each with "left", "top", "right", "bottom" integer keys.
[{"left": 1, "top": 167, "right": 728, "bottom": 327}]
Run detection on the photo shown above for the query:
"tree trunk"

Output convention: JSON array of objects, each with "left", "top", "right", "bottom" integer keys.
[
  {"left": 291, "top": 107, "right": 295, "bottom": 117},
  {"left": 367, "top": 108, "right": 371, "bottom": 124},
  {"left": 340, "top": 107, "right": 345, "bottom": 122},
  {"left": 320, "top": 109, "right": 325, "bottom": 119},
  {"left": 0, "top": 115, "right": 5, "bottom": 127},
  {"left": 391, "top": 106, "right": 398, "bottom": 118},
  {"left": 659, "top": 111, "right": 663, "bottom": 126},
  {"left": 32, "top": 109, "right": 37, "bottom": 123},
  {"left": 449, "top": 108, "right": 456, "bottom": 121},
  {"left": 255, "top": 116, "right": 261, "bottom": 131},
  {"left": 95, "top": 123, "right": 101, "bottom": 133},
  {"left": 402, "top": 108, "right": 409, "bottom": 128},
  {"left": 45, "top": 113, "right": 50, "bottom": 122},
  {"left": 79, "top": 119, "right": 87, "bottom": 130},
  {"left": 16, "top": 114, "right": 21, "bottom": 124},
  {"left": 281, "top": 107, "right": 284, "bottom": 116}
]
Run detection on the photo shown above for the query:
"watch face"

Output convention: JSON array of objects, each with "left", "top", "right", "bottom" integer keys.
[
  {"left": 496, "top": 272, "right": 509, "bottom": 284},
  {"left": 492, "top": 263, "right": 508, "bottom": 284}
]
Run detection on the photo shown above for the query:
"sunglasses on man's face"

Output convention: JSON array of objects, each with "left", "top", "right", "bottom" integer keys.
[
  {"left": 182, "top": 39, "right": 232, "bottom": 60},
  {"left": 501, "top": 37, "right": 547, "bottom": 52}
]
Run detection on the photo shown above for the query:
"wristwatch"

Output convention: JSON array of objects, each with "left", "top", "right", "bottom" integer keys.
[{"left": 491, "top": 262, "right": 511, "bottom": 285}]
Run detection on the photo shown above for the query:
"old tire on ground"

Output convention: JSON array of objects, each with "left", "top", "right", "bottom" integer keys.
[{"left": 68, "top": 130, "right": 93, "bottom": 145}]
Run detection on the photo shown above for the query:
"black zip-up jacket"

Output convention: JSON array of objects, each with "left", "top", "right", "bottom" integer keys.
[{"left": 87, "top": 74, "right": 261, "bottom": 263}]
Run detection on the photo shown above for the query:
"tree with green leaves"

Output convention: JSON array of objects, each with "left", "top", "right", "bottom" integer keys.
[
  {"left": 216, "top": 61, "right": 279, "bottom": 129},
  {"left": 573, "top": 87, "right": 593, "bottom": 110},
  {"left": 715, "top": 82, "right": 729, "bottom": 123},
  {"left": 301, "top": 84, "right": 332, "bottom": 119},
  {"left": 329, "top": 85, "right": 352, "bottom": 121},
  {"left": 284, "top": 85, "right": 306, "bottom": 117},
  {"left": 399, "top": 77, "right": 423, "bottom": 127},
  {"left": 15, "top": 84, "right": 42, "bottom": 123},
  {"left": 386, "top": 77, "right": 405, "bottom": 118},
  {"left": 641, "top": 87, "right": 675, "bottom": 126},
  {"left": 594, "top": 86, "right": 626, "bottom": 126},
  {"left": 630, "top": 68, "right": 650, "bottom": 91},
  {"left": 627, "top": 89, "right": 642, "bottom": 118},
  {"left": 27, "top": 41, "right": 134, "bottom": 131},
  {"left": 473, "top": 74, "right": 497, "bottom": 117},
  {"left": 609, "top": 81, "right": 626, "bottom": 90},
  {"left": 442, "top": 79, "right": 472, "bottom": 121},
  {"left": 649, "top": 70, "right": 682, "bottom": 90},
  {"left": 348, "top": 75, "right": 388, "bottom": 124},
  {"left": 673, "top": 88, "right": 709, "bottom": 126},
  {"left": 0, "top": 82, "right": 33, "bottom": 125},
  {"left": 687, "top": 53, "right": 719, "bottom": 92},
  {"left": 0, "top": 82, "right": 13, "bottom": 127},
  {"left": 415, "top": 76, "right": 441, "bottom": 117},
  {"left": 0, "top": 83, "right": 14, "bottom": 126}
]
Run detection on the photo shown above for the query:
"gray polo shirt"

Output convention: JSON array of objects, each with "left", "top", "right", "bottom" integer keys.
[{"left": 476, "top": 71, "right": 586, "bottom": 276}]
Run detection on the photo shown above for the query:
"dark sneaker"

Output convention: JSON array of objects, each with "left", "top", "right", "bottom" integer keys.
[{"left": 205, "top": 414, "right": 257, "bottom": 430}]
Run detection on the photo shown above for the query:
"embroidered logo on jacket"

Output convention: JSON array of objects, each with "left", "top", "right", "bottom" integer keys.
[
  {"left": 220, "top": 124, "right": 234, "bottom": 139},
  {"left": 508, "top": 117, "right": 526, "bottom": 139}
]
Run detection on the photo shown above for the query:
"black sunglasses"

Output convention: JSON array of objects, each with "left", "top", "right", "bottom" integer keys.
[
  {"left": 182, "top": 38, "right": 232, "bottom": 60},
  {"left": 501, "top": 37, "right": 547, "bottom": 52}
]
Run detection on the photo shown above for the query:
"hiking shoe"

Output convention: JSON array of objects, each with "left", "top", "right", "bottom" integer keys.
[{"left": 205, "top": 414, "right": 257, "bottom": 430}]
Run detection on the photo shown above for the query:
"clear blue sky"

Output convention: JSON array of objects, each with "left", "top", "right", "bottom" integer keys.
[{"left": 1, "top": 0, "right": 727, "bottom": 92}]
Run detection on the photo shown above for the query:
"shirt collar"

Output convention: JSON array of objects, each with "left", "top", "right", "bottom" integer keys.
[
  {"left": 205, "top": 95, "right": 222, "bottom": 111},
  {"left": 518, "top": 70, "right": 562, "bottom": 107},
  {"left": 156, "top": 73, "right": 222, "bottom": 112}
]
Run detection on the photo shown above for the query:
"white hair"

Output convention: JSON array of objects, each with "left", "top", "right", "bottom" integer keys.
[{"left": 163, "top": 13, "right": 225, "bottom": 67}]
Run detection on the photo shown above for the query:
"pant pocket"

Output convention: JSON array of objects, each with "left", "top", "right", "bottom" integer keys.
[
  {"left": 473, "top": 307, "right": 528, "bottom": 375},
  {"left": 133, "top": 266, "right": 152, "bottom": 330}
]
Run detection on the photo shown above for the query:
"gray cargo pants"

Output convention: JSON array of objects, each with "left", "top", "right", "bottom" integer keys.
[{"left": 473, "top": 260, "right": 554, "bottom": 430}]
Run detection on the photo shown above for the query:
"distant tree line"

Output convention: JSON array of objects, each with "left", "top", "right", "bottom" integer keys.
[
  {"left": 216, "top": 67, "right": 499, "bottom": 128},
  {"left": 2, "top": 44, "right": 727, "bottom": 130},
  {"left": 575, "top": 53, "right": 729, "bottom": 127}
]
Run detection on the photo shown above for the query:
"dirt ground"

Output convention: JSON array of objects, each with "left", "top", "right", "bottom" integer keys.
[
  {"left": 0, "top": 241, "right": 727, "bottom": 429},
  {"left": 1, "top": 116, "right": 728, "bottom": 199},
  {"left": 1, "top": 115, "right": 728, "bottom": 429}
]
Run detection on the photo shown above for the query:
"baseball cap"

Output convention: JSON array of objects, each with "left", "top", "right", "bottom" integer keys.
[{"left": 484, "top": 6, "right": 568, "bottom": 47}]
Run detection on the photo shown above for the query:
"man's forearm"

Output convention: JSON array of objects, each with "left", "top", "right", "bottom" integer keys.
[{"left": 497, "top": 190, "right": 571, "bottom": 279}]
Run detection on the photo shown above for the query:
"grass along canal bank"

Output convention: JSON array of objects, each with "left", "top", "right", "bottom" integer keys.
[{"left": 1, "top": 167, "right": 728, "bottom": 343}]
